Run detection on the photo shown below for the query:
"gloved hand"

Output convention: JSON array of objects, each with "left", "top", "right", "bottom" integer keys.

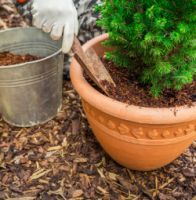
[{"left": 31, "top": 0, "right": 78, "bottom": 54}]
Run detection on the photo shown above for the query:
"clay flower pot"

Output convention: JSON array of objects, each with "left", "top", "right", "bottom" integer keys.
[{"left": 70, "top": 33, "right": 196, "bottom": 171}]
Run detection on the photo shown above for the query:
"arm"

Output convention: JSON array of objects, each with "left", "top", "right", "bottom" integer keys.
[
  {"left": 74, "top": 0, "right": 105, "bottom": 44},
  {"left": 13, "top": 0, "right": 78, "bottom": 53},
  {"left": 13, "top": 0, "right": 105, "bottom": 45}
]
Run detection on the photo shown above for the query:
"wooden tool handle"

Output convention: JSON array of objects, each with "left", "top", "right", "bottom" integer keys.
[
  {"left": 71, "top": 36, "right": 113, "bottom": 97},
  {"left": 71, "top": 36, "right": 102, "bottom": 88},
  {"left": 71, "top": 36, "right": 84, "bottom": 55}
]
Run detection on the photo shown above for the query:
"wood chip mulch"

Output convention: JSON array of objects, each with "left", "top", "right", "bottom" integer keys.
[{"left": 1, "top": 1, "right": 196, "bottom": 200}]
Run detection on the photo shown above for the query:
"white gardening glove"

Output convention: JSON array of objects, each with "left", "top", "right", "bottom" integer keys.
[{"left": 31, "top": 0, "right": 78, "bottom": 54}]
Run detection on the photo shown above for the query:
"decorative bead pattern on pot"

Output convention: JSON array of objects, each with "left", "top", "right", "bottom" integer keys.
[
  {"left": 175, "top": 128, "right": 183, "bottom": 136},
  {"left": 107, "top": 120, "right": 115, "bottom": 129},
  {"left": 185, "top": 124, "right": 195, "bottom": 134},
  {"left": 132, "top": 127, "right": 143, "bottom": 139},
  {"left": 162, "top": 131, "right": 170, "bottom": 138},
  {"left": 118, "top": 123, "right": 129, "bottom": 135},
  {"left": 83, "top": 101, "right": 196, "bottom": 140},
  {"left": 90, "top": 110, "right": 95, "bottom": 117},
  {"left": 147, "top": 130, "right": 158, "bottom": 139},
  {"left": 98, "top": 115, "right": 104, "bottom": 123}
]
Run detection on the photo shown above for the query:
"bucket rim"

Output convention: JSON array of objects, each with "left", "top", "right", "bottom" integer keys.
[{"left": 0, "top": 27, "right": 63, "bottom": 69}]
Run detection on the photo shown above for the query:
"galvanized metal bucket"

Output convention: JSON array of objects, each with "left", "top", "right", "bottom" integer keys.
[{"left": 0, "top": 27, "right": 64, "bottom": 127}]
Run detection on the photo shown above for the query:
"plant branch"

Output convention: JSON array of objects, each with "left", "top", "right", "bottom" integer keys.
[
  {"left": 151, "top": 16, "right": 154, "bottom": 29},
  {"left": 113, "top": 35, "right": 129, "bottom": 43},
  {"left": 110, "top": 0, "right": 114, "bottom": 9},
  {"left": 180, "top": 0, "right": 186, "bottom": 12},
  {"left": 137, "top": 17, "right": 147, "bottom": 28},
  {"left": 119, "top": 3, "right": 134, "bottom": 10},
  {"left": 157, "top": 7, "right": 176, "bottom": 15},
  {"left": 189, "top": 64, "right": 196, "bottom": 69},
  {"left": 164, "top": 45, "right": 181, "bottom": 61},
  {"left": 170, "top": 0, "right": 178, "bottom": 9}
]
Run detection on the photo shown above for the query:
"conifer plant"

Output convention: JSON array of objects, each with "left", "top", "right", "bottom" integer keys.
[{"left": 95, "top": 0, "right": 196, "bottom": 98}]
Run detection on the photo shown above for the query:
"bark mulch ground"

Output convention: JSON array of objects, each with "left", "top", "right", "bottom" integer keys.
[
  {"left": 1, "top": 1, "right": 196, "bottom": 200},
  {"left": 0, "top": 52, "right": 42, "bottom": 66}
]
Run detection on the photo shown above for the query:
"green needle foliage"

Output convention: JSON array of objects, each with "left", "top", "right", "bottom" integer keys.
[{"left": 95, "top": 0, "right": 196, "bottom": 97}]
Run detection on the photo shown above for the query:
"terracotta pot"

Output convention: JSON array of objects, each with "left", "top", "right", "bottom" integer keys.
[{"left": 70, "top": 33, "right": 196, "bottom": 171}]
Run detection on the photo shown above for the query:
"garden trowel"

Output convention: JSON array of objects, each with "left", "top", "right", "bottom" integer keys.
[{"left": 71, "top": 36, "right": 116, "bottom": 97}]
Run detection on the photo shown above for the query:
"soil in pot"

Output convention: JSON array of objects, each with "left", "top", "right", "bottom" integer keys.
[
  {"left": 84, "top": 57, "right": 196, "bottom": 108},
  {"left": 0, "top": 51, "right": 43, "bottom": 66}
]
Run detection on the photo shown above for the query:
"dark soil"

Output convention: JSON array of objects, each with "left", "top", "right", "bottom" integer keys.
[
  {"left": 0, "top": 51, "right": 42, "bottom": 66},
  {"left": 84, "top": 57, "right": 196, "bottom": 108}
]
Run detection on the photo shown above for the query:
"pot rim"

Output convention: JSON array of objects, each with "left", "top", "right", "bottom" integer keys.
[
  {"left": 70, "top": 33, "right": 196, "bottom": 124},
  {"left": 0, "top": 27, "right": 62, "bottom": 69}
]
